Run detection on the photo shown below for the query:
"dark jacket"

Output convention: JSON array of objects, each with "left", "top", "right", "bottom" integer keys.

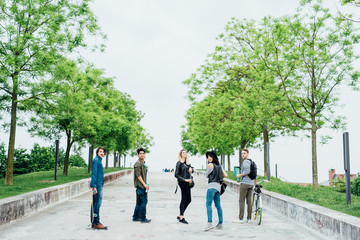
[
  {"left": 208, "top": 164, "right": 223, "bottom": 184},
  {"left": 134, "top": 159, "right": 147, "bottom": 188},
  {"left": 90, "top": 155, "right": 104, "bottom": 189},
  {"left": 175, "top": 161, "right": 192, "bottom": 182}
]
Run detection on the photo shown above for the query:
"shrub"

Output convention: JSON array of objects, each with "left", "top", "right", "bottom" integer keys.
[
  {"left": 69, "top": 154, "right": 87, "bottom": 167},
  {"left": 352, "top": 175, "right": 360, "bottom": 196}
]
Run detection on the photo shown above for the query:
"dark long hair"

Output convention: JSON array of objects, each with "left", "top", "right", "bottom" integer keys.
[{"left": 208, "top": 152, "right": 220, "bottom": 165}]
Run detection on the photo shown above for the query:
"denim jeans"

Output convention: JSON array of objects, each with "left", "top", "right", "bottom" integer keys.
[
  {"left": 90, "top": 187, "right": 103, "bottom": 225},
  {"left": 132, "top": 187, "right": 148, "bottom": 221},
  {"left": 206, "top": 188, "right": 223, "bottom": 224}
]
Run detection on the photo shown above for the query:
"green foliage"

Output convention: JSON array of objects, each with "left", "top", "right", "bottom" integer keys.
[
  {"left": 0, "top": 167, "right": 125, "bottom": 200},
  {"left": 353, "top": 175, "right": 360, "bottom": 196},
  {"left": 68, "top": 154, "right": 87, "bottom": 168}
]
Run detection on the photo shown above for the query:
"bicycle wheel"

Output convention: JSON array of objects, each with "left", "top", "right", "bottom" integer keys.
[
  {"left": 252, "top": 194, "right": 257, "bottom": 220},
  {"left": 257, "top": 208, "right": 262, "bottom": 225},
  {"left": 256, "top": 196, "right": 262, "bottom": 225}
]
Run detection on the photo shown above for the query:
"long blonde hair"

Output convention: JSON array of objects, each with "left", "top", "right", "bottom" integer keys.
[{"left": 178, "top": 149, "right": 190, "bottom": 165}]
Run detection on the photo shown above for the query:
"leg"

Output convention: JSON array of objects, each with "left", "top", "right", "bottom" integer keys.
[
  {"left": 179, "top": 181, "right": 187, "bottom": 216},
  {"left": 139, "top": 188, "right": 148, "bottom": 220},
  {"left": 183, "top": 184, "right": 192, "bottom": 213},
  {"left": 246, "top": 185, "right": 253, "bottom": 220},
  {"left": 91, "top": 188, "right": 102, "bottom": 225},
  {"left": 213, "top": 191, "right": 223, "bottom": 224},
  {"left": 206, "top": 189, "right": 216, "bottom": 223},
  {"left": 239, "top": 184, "right": 247, "bottom": 220},
  {"left": 132, "top": 188, "right": 142, "bottom": 220}
]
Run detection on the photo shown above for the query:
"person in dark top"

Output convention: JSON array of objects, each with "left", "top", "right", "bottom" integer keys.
[
  {"left": 90, "top": 146, "right": 107, "bottom": 230},
  {"left": 203, "top": 151, "right": 227, "bottom": 231},
  {"left": 174, "top": 149, "right": 193, "bottom": 224},
  {"left": 132, "top": 148, "right": 151, "bottom": 223}
]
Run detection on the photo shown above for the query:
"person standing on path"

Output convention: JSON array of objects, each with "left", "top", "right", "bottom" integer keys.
[
  {"left": 204, "top": 151, "right": 228, "bottom": 231},
  {"left": 132, "top": 148, "right": 151, "bottom": 223},
  {"left": 233, "top": 148, "right": 256, "bottom": 224},
  {"left": 174, "top": 149, "right": 194, "bottom": 224},
  {"left": 90, "top": 147, "right": 107, "bottom": 230}
]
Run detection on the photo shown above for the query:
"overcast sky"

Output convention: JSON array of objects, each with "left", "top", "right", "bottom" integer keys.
[{"left": 1, "top": 0, "right": 359, "bottom": 184}]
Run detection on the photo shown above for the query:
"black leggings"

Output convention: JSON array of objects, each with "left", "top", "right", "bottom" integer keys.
[{"left": 179, "top": 181, "right": 192, "bottom": 215}]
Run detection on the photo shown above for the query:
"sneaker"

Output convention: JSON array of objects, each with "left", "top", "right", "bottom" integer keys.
[
  {"left": 179, "top": 218, "right": 188, "bottom": 224},
  {"left": 215, "top": 223, "right": 223, "bottom": 230},
  {"left": 140, "top": 219, "right": 151, "bottom": 223},
  {"left": 233, "top": 218, "right": 245, "bottom": 223},
  {"left": 203, "top": 222, "right": 214, "bottom": 231},
  {"left": 246, "top": 219, "right": 251, "bottom": 223}
]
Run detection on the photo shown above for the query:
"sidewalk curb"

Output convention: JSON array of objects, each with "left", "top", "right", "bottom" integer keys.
[
  {"left": 0, "top": 169, "right": 133, "bottom": 225},
  {"left": 196, "top": 171, "right": 360, "bottom": 240}
]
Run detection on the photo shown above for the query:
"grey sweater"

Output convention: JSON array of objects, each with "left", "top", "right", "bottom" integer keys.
[{"left": 241, "top": 159, "right": 254, "bottom": 186}]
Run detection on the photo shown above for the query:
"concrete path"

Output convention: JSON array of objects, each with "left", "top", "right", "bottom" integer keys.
[{"left": 0, "top": 172, "right": 326, "bottom": 240}]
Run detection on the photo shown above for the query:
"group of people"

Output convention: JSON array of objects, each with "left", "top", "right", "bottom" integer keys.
[{"left": 89, "top": 146, "right": 256, "bottom": 231}]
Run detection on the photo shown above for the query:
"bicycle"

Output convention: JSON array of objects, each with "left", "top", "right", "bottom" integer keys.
[{"left": 252, "top": 182, "right": 263, "bottom": 225}]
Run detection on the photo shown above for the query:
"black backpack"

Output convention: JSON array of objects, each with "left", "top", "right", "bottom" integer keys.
[{"left": 248, "top": 159, "right": 257, "bottom": 180}]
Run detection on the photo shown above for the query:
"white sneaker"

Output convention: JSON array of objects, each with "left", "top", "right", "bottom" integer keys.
[
  {"left": 233, "top": 218, "right": 245, "bottom": 223},
  {"left": 215, "top": 223, "right": 223, "bottom": 230},
  {"left": 246, "top": 219, "right": 251, "bottom": 223},
  {"left": 204, "top": 222, "right": 214, "bottom": 231}
]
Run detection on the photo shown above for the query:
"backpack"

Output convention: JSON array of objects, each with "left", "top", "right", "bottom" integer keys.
[{"left": 248, "top": 159, "right": 257, "bottom": 180}]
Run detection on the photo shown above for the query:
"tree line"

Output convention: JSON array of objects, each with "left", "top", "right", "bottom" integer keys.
[
  {"left": 182, "top": 0, "right": 360, "bottom": 187},
  {"left": 0, "top": 0, "right": 152, "bottom": 185}
]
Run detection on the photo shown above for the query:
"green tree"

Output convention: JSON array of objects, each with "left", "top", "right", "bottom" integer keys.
[
  {"left": 255, "top": 0, "right": 360, "bottom": 186},
  {"left": 0, "top": 0, "right": 103, "bottom": 185}
]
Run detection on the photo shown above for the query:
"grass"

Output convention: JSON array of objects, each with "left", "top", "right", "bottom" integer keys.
[
  {"left": 225, "top": 171, "right": 360, "bottom": 218},
  {"left": 0, "top": 167, "right": 127, "bottom": 200}
]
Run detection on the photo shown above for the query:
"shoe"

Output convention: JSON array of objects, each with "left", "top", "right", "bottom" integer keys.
[
  {"left": 215, "top": 223, "right": 223, "bottom": 230},
  {"left": 92, "top": 223, "right": 108, "bottom": 230},
  {"left": 177, "top": 216, "right": 180, "bottom": 220},
  {"left": 246, "top": 219, "right": 251, "bottom": 223},
  {"left": 203, "top": 222, "right": 214, "bottom": 231},
  {"left": 132, "top": 218, "right": 140, "bottom": 222},
  {"left": 179, "top": 218, "right": 188, "bottom": 224},
  {"left": 233, "top": 218, "right": 245, "bottom": 223},
  {"left": 140, "top": 219, "right": 151, "bottom": 223}
]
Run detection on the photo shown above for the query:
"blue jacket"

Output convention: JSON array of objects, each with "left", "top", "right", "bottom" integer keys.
[{"left": 90, "top": 155, "right": 104, "bottom": 189}]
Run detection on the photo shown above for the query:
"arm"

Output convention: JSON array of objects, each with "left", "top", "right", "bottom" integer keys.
[
  {"left": 237, "top": 160, "right": 250, "bottom": 178},
  {"left": 175, "top": 162, "right": 186, "bottom": 182},
  {"left": 222, "top": 169, "right": 228, "bottom": 178},
  {"left": 90, "top": 159, "right": 98, "bottom": 192},
  {"left": 205, "top": 163, "right": 214, "bottom": 177},
  {"left": 137, "top": 176, "right": 149, "bottom": 189}
]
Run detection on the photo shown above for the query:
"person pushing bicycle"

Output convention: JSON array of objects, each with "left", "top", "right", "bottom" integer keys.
[{"left": 233, "top": 148, "right": 257, "bottom": 224}]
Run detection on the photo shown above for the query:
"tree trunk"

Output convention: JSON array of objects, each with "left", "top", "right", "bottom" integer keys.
[
  {"left": 5, "top": 85, "right": 18, "bottom": 185},
  {"left": 263, "top": 124, "right": 269, "bottom": 177},
  {"left": 311, "top": 117, "right": 319, "bottom": 188},
  {"left": 240, "top": 140, "right": 247, "bottom": 167},
  {"left": 105, "top": 154, "right": 108, "bottom": 169},
  {"left": 89, "top": 144, "right": 94, "bottom": 171},
  {"left": 63, "top": 131, "right": 73, "bottom": 176},
  {"left": 118, "top": 154, "right": 121, "bottom": 168},
  {"left": 227, "top": 154, "right": 230, "bottom": 172},
  {"left": 113, "top": 151, "right": 117, "bottom": 167},
  {"left": 220, "top": 153, "right": 224, "bottom": 166}
]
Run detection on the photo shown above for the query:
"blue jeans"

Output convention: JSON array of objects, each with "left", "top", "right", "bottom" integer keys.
[
  {"left": 132, "top": 187, "right": 148, "bottom": 221},
  {"left": 206, "top": 188, "right": 223, "bottom": 224},
  {"left": 90, "top": 187, "right": 103, "bottom": 225}
]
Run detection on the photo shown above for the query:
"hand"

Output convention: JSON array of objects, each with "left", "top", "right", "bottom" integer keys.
[
  {"left": 92, "top": 188, "right": 97, "bottom": 195},
  {"left": 236, "top": 174, "right": 241, "bottom": 178},
  {"left": 144, "top": 184, "right": 149, "bottom": 190},
  {"left": 185, "top": 179, "right": 192, "bottom": 183}
]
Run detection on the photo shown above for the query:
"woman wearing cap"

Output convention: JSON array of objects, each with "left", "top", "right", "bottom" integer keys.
[
  {"left": 204, "top": 151, "right": 227, "bottom": 231},
  {"left": 174, "top": 149, "right": 194, "bottom": 224}
]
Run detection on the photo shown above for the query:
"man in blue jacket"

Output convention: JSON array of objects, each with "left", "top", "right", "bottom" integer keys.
[{"left": 90, "top": 147, "right": 107, "bottom": 229}]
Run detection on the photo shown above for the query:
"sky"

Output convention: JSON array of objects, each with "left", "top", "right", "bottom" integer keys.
[{"left": 1, "top": 0, "right": 360, "bottom": 184}]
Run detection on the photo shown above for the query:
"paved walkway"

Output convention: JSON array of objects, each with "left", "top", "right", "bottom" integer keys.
[{"left": 0, "top": 172, "right": 326, "bottom": 240}]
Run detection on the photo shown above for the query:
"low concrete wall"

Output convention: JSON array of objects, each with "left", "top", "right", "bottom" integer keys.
[
  {"left": 0, "top": 169, "right": 133, "bottom": 225},
  {"left": 223, "top": 178, "right": 360, "bottom": 240}
]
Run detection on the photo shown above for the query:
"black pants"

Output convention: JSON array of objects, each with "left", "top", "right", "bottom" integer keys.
[{"left": 179, "top": 181, "right": 191, "bottom": 215}]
